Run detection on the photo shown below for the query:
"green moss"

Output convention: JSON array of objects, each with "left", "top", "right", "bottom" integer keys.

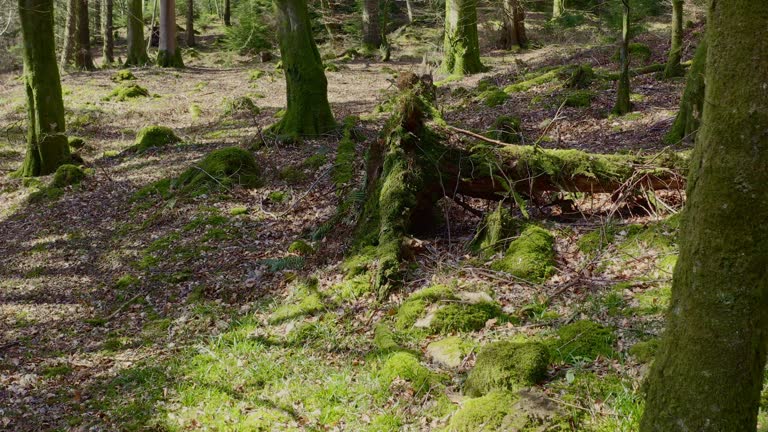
[
  {"left": 480, "top": 88, "right": 508, "bottom": 107},
  {"left": 111, "top": 70, "right": 137, "bottom": 82},
  {"left": 486, "top": 115, "right": 522, "bottom": 144},
  {"left": 430, "top": 302, "right": 504, "bottom": 334},
  {"left": 578, "top": 224, "right": 617, "bottom": 254},
  {"left": 471, "top": 203, "right": 520, "bottom": 254},
  {"left": 447, "top": 390, "right": 517, "bottom": 431},
  {"left": 67, "top": 136, "right": 86, "bottom": 149},
  {"left": 464, "top": 341, "right": 549, "bottom": 396},
  {"left": 629, "top": 338, "right": 659, "bottom": 363},
  {"left": 633, "top": 285, "right": 671, "bottom": 315},
  {"left": 279, "top": 165, "right": 307, "bottom": 184},
  {"left": 115, "top": 274, "right": 139, "bottom": 289},
  {"left": 491, "top": 225, "right": 556, "bottom": 282},
  {"left": 229, "top": 206, "right": 248, "bottom": 216},
  {"left": 564, "top": 90, "right": 595, "bottom": 107},
  {"left": 504, "top": 68, "right": 562, "bottom": 93},
  {"left": 268, "top": 292, "right": 324, "bottom": 324},
  {"left": 107, "top": 83, "right": 149, "bottom": 101},
  {"left": 173, "top": 147, "right": 262, "bottom": 195},
  {"left": 51, "top": 164, "right": 86, "bottom": 188},
  {"left": 380, "top": 352, "right": 432, "bottom": 393},
  {"left": 332, "top": 116, "right": 359, "bottom": 187},
  {"left": 303, "top": 153, "right": 327, "bottom": 170},
  {"left": 222, "top": 96, "right": 260, "bottom": 116},
  {"left": 395, "top": 299, "right": 428, "bottom": 331},
  {"left": 373, "top": 324, "right": 401, "bottom": 354},
  {"left": 288, "top": 240, "right": 314, "bottom": 255},
  {"left": 426, "top": 336, "right": 475, "bottom": 368},
  {"left": 324, "top": 62, "right": 340, "bottom": 72},
  {"left": 550, "top": 320, "right": 616, "bottom": 363},
  {"left": 132, "top": 126, "right": 181, "bottom": 152},
  {"left": 562, "top": 64, "right": 595, "bottom": 89},
  {"left": 268, "top": 190, "right": 288, "bottom": 203},
  {"left": 408, "top": 284, "right": 456, "bottom": 302}
]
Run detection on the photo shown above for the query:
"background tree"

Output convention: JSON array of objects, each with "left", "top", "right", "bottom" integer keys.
[
  {"left": 499, "top": 0, "right": 527, "bottom": 49},
  {"left": 223, "top": 0, "right": 230, "bottom": 25},
  {"left": 75, "top": 0, "right": 95, "bottom": 70},
  {"left": 442, "top": 0, "right": 484, "bottom": 75},
  {"left": 60, "top": 0, "right": 76, "bottom": 65},
  {"left": 186, "top": 0, "right": 195, "bottom": 47},
  {"left": 17, "top": 0, "right": 71, "bottom": 176},
  {"left": 157, "top": 0, "right": 184, "bottom": 67},
  {"left": 665, "top": 39, "right": 706, "bottom": 144},
  {"left": 101, "top": 0, "right": 113, "bottom": 63},
  {"left": 552, "top": 0, "right": 563, "bottom": 19},
  {"left": 663, "top": 0, "right": 684, "bottom": 78},
  {"left": 640, "top": 0, "right": 768, "bottom": 430},
  {"left": 362, "top": 0, "right": 382, "bottom": 51},
  {"left": 269, "top": 0, "right": 335, "bottom": 137},
  {"left": 612, "top": 0, "right": 631, "bottom": 114},
  {"left": 125, "top": 0, "right": 149, "bottom": 65}
]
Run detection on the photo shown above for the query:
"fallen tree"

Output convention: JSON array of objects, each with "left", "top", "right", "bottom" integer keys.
[{"left": 349, "top": 73, "right": 686, "bottom": 299}]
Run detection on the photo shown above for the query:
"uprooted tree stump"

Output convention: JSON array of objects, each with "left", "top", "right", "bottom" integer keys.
[{"left": 349, "top": 72, "right": 686, "bottom": 300}]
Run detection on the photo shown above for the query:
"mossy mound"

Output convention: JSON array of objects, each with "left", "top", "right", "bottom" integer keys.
[
  {"left": 426, "top": 336, "right": 475, "bottom": 368},
  {"left": 491, "top": 225, "right": 556, "bottom": 282},
  {"left": 67, "top": 136, "right": 86, "bottom": 149},
  {"left": 132, "top": 126, "right": 181, "bottom": 152},
  {"left": 287, "top": 240, "right": 314, "bottom": 255},
  {"left": 550, "top": 320, "right": 616, "bottom": 363},
  {"left": 430, "top": 302, "right": 504, "bottom": 334},
  {"left": 107, "top": 83, "right": 149, "bottom": 101},
  {"left": 629, "top": 338, "right": 660, "bottom": 363},
  {"left": 380, "top": 352, "right": 433, "bottom": 394},
  {"left": 51, "top": 164, "right": 86, "bottom": 188},
  {"left": 111, "top": 69, "right": 137, "bottom": 82},
  {"left": 268, "top": 279, "right": 325, "bottom": 324},
  {"left": 174, "top": 147, "right": 262, "bottom": 195},
  {"left": 464, "top": 341, "right": 549, "bottom": 397},
  {"left": 487, "top": 115, "right": 522, "bottom": 144},
  {"left": 564, "top": 90, "right": 595, "bottom": 108},
  {"left": 470, "top": 203, "right": 520, "bottom": 255},
  {"left": 504, "top": 67, "right": 563, "bottom": 93},
  {"left": 373, "top": 324, "right": 401, "bottom": 354},
  {"left": 479, "top": 88, "right": 508, "bottom": 107},
  {"left": 395, "top": 298, "right": 428, "bottom": 331},
  {"left": 222, "top": 96, "right": 260, "bottom": 116},
  {"left": 447, "top": 390, "right": 517, "bottom": 431},
  {"left": 409, "top": 284, "right": 456, "bottom": 302},
  {"left": 561, "top": 64, "right": 595, "bottom": 89}
]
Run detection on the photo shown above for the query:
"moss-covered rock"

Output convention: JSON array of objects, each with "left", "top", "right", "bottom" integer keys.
[
  {"left": 487, "top": 115, "right": 522, "bottom": 144},
  {"left": 426, "top": 336, "right": 475, "bottom": 368},
  {"left": 111, "top": 69, "right": 137, "bottom": 82},
  {"left": 409, "top": 284, "right": 456, "bottom": 302},
  {"left": 430, "top": 302, "right": 504, "bottom": 334},
  {"left": 470, "top": 203, "right": 519, "bottom": 255},
  {"left": 287, "top": 240, "right": 314, "bottom": 255},
  {"left": 550, "top": 320, "right": 616, "bottom": 363},
  {"left": 629, "top": 338, "right": 660, "bottom": 363},
  {"left": 564, "top": 90, "right": 595, "bottom": 107},
  {"left": 67, "top": 136, "right": 86, "bottom": 149},
  {"left": 51, "top": 164, "right": 86, "bottom": 188},
  {"left": 173, "top": 147, "right": 262, "bottom": 195},
  {"left": 491, "top": 225, "right": 556, "bottom": 282},
  {"left": 380, "top": 351, "right": 432, "bottom": 394},
  {"left": 447, "top": 390, "right": 517, "bottom": 431},
  {"left": 395, "top": 298, "right": 428, "bottom": 331},
  {"left": 107, "top": 83, "right": 149, "bottom": 101},
  {"left": 464, "top": 341, "right": 550, "bottom": 397},
  {"left": 132, "top": 125, "right": 181, "bottom": 152},
  {"left": 561, "top": 64, "right": 595, "bottom": 89},
  {"left": 479, "top": 88, "right": 508, "bottom": 107},
  {"left": 222, "top": 96, "right": 260, "bottom": 116}
]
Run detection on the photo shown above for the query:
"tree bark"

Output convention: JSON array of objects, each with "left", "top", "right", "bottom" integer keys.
[
  {"left": 157, "top": 0, "right": 184, "bottom": 67},
  {"left": 640, "top": 0, "right": 768, "bottom": 430},
  {"left": 405, "top": 0, "right": 413, "bottom": 23},
  {"left": 499, "top": 0, "right": 527, "bottom": 49},
  {"left": 60, "top": 0, "right": 76, "bottom": 65},
  {"left": 269, "top": 0, "right": 336, "bottom": 137},
  {"left": 186, "top": 0, "right": 195, "bottom": 47},
  {"left": 612, "top": 0, "right": 631, "bottom": 115},
  {"left": 665, "top": 39, "right": 706, "bottom": 144},
  {"left": 362, "top": 0, "right": 381, "bottom": 50},
  {"left": 223, "top": 0, "right": 230, "bottom": 26},
  {"left": 17, "top": 0, "right": 71, "bottom": 176},
  {"left": 552, "top": 0, "right": 563, "bottom": 19},
  {"left": 75, "top": 0, "right": 95, "bottom": 70},
  {"left": 125, "top": 0, "right": 149, "bottom": 65},
  {"left": 93, "top": 0, "right": 100, "bottom": 39},
  {"left": 102, "top": 0, "right": 113, "bottom": 64},
  {"left": 442, "top": 0, "right": 484, "bottom": 76},
  {"left": 663, "top": 0, "right": 684, "bottom": 78}
]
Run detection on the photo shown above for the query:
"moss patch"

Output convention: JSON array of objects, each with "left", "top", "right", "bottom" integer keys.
[
  {"left": 132, "top": 126, "right": 181, "bottom": 152},
  {"left": 471, "top": 203, "right": 520, "bottom": 255},
  {"left": 564, "top": 90, "right": 595, "bottom": 108},
  {"left": 464, "top": 341, "right": 550, "bottom": 397},
  {"left": 486, "top": 115, "right": 522, "bottom": 144},
  {"left": 447, "top": 390, "right": 517, "bottom": 431},
  {"left": 430, "top": 302, "right": 504, "bottom": 334},
  {"left": 111, "top": 70, "right": 137, "bottom": 82},
  {"left": 173, "top": 147, "right": 262, "bottom": 195},
  {"left": 504, "top": 68, "right": 563, "bottom": 93},
  {"left": 379, "top": 352, "right": 432, "bottom": 394},
  {"left": 629, "top": 338, "right": 659, "bottom": 363},
  {"left": 51, "top": 164, "right": 86, "bottom": 188},
  {"left": 491, "top": 225, "right": 556, "bottom": 283},
  {"left": 107, "top": 83, "right": 149, "bottom": 101},
  {"left": 222, "top": 96, "right": 260, "bottom": 116},
  {"left": 479, "top": 88, "right": 508, "bottom": 107},
  {"left": 67, "top": 136, "right": 86, "bottom": 149},
  {"left": 550, "top": 320, "right": 616, "bottom": 363},
  {"left": 288, "top": 240, "right": 314, "bottom": 255},
  {"left": 395, "top": 299, "right": 428, "bottom": 331},
  {"left": 426, "top": 336, "right": 475, "bottom": 368}
]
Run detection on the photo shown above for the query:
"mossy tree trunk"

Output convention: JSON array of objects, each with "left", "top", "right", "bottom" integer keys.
[
  {"left": 442, "top": 0, "right": 484, "bottom": 76},
  {"left": 125, "top": 0, "right": 149, "bottom": 65},
  {"left": 552, "top": 0, "right": 563, "bottom": 19},
  {"left": 17, "top": 0, "right": 71, "bottom": 176},
  {"left": 157, "top": 0, "right": 184, "bottom": 67},
  {"left": 612, "top": 0, "right": 631, "bottom": 115},
  {"left": 93, "top": 0, "right": 100, "bottom": 36},
  {"left": 640, "top": 1, "right": 768, "bottom": 430},
  {"left": 75, "top": 0, "right": 95, "bottom": 70},
  {"left": 269, "top": 0, "right": 336, "bottom": 137},
  {"left": 665, "top": 39, "right": 706, "bottom": 144},
  {"left": 101, "top": 0, "right": 113, "bottom": 63},
  {"left": 223, "top": 0, "right": 230, "bottom": 25},
  {"left": 499, "top": 0, "right": 527, "bottom": 49},
  {"left": 663, "top": 0, "right": 684, "bottom": 78},
  {"left": 60, "top": 0, "right": 76, "bottom": 65},
  {"left": 186, "top": 0, "right": 195, "bottom": 47},
  {"left": 362, "top": 0, "right": 382, "bottom": 50}
]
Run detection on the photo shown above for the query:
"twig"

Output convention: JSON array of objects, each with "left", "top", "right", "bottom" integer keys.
[
  {"left": 444, "top": 124, "right": 510, "bottom": 146},
  {"left": 105, "top": 292, "right": 144, "bottom": 321},
  {"left": 279, "top": 168, "right": 331, "bottom": 217}
]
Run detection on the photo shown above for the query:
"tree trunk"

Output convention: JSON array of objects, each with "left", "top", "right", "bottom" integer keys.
[
  {"left": 499, "top": 0, "right": 527, "bottom": 49},
  {"left": 663, "top": 0, "right": 684, "bottom": 78},
  {"left": 157, "top": 0, "right": 184, "bottom": 67},
  {"left": 75, "top": 0, "right": 95, "bottom": 70},
  {"left": 362, "top": 0, "right": 382, "bottom": 50},
  {"left": 17, "top": 0, "right": 71, "bottom": 177},
  {"left": 269, "top": 0, "right": 336, "bottom": 138},
  {"left": 60, "top": 0, "right": 76, "bottom": 65},
  {"left": 442, "top": 0, "right": 484, "bottom": 76},
  {"left": 102, "top": 0, "right": 114, "bottom": 64},
  {"left": 186, "top": 0, "right": 195, "bottom": 47},
  {"left": 665, "top": 39, "right": 706, "bottom": 144},
  {"left": 93, "top": 0, "right": 100, "bottom": 39},
  {"left": 640, "top": 1, "right": 768, "bottom": 431},
  {"left": 612, "top": 0, "right": 631, "bottom": 115},
  {"left": 125, "top": 0, "right": 149, "bottom": 65},
  {"left": 405, "top": 0, "right": 413, "bottom": 23},
  {"left": 552, "top": 0, "right": 563, "bottom": 19},
  {"left": 223, "top": 0, "right": 230, "bottom": 26}
]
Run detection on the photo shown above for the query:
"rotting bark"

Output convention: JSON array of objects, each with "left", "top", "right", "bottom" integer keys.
[
  {"left": 102, "top": 0, "right": 114, "bottom": 63},
  {"left": 17, "top": 0, "right": 71, "bottom": 176},
  {"left": 499, "top": 0, "right": 527, "bottom": 49},
  {"left": 125, "top": 0, "right": 149, "bottom": 65},
  {"left": 665, "top": 39, "right": 706, "bottom": 144},
  {"left": 663, "top": 0, "right": 684, "bottom": 78},
  {"left": 640, "top": 0, "right": 768, "bottom": 430},
  {"left": 157, "top": 0, "right": 184, "bottom": 67},
  {"left": 442, "top": 0, "right": 484, "bottom": 76}
]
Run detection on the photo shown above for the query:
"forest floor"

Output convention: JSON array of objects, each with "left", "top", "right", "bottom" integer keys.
[{"left": 1, "top": 7, "right": 760, "bottom": 432}]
